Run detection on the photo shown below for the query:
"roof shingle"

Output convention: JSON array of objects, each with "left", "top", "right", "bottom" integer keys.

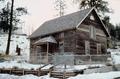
[{"left": 29, "top": 8, "right": 94, "bottom": 38}]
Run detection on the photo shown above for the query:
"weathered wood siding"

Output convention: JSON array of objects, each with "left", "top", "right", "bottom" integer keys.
[
  {"left": 63, "top": 13, "right": 108, "bottom": 55},
  {"left": 64, "top": 30, "right": 76, "bottom": 53},
  {"left": 29, "top": 11, "right": 109, "bottom": 64},
  {"left": 76, "top": 23, "right": 107, "bottom": 54}
]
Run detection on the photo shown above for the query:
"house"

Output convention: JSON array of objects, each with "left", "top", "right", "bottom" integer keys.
[{"left": 29, "top": 8, "right": 110, "bottom": 64}]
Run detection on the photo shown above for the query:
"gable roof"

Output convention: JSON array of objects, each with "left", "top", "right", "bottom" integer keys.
[{"left": 29, "top": 8, "right": 110, "bottom": 39}]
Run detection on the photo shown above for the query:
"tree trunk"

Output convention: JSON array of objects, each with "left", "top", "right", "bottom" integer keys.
[{"left": 5, "top": 0, "right": 14, "bottom": 55}]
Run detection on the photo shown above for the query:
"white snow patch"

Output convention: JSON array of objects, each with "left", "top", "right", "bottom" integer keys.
[
  {"left": 41, "top": 64, "right": 53, "bottom": 70},
  {"left": 107, "top": 48, "right": 120, "bottom": 53},
  {"left": 0, "top": 74, "right": 58, "bottom": 79},
  {"left": 0, "top": 61, "right": 43, "bottom": 70},
  {"left": 111, "top": 51, "right": 120, "bottom": 64},
  {"left": 0, "top": 34, "right": 30, "bottom": 61},
  {"left": 0, "top": 60, "right": 105, "bottom": 71},
  {"left": 53, "top": 64, "right": 105, "bottom": 72},
  {"left": 68, "top": 71, "right": 120, "bottom": 79}
]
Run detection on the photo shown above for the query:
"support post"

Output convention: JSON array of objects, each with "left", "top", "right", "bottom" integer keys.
[{"left": 46, "top": 42, "right": 49, "bottom": 64}]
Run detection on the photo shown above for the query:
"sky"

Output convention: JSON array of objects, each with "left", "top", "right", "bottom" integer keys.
[{"left": 13, "top": 0, "right": 120, "bottom": 35}]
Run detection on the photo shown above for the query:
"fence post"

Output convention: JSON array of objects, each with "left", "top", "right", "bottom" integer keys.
[
  {"left": 63, "top": 64, "right": 66, "bottom": 79},
  {"left": 0, "top": 68, "right": 1, "bottom": 73},
  {"left": 63, "top": 70, "right": 66, "bottom": 79},
  {"left": 23, "top": 69, "right": 24, "bottom": 75},
  {"left": 10, "top": 69, "right": 12, "bottom": 74},
  {"left": 49, "top": 66, "right": 54, "bottom": 77},
  {"left": 38, "top": 68, "right": 41, "bottom": 76}
]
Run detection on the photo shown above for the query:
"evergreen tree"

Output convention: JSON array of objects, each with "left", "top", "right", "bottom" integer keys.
[
  {"left": 0, "top": 0, "right": 27, "bottom": 55},
  {"left": 73, "top": 0, "right": 112, "bottom": 22},
  {"left": 0, "top": 2, "right": 27, "bottom": 32},
  {"left": 79, "top": 0, "right": 111, "bottom": 15},
  {"left": 110, "top": 27, "right": 116, "bottom": 38},
  {"left": 115, "top": 24, "right": 120, "bottom": 40}
]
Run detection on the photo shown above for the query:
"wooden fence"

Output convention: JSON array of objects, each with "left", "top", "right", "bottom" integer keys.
[
  {"left": 0, "top": 67, "right": 81, "bottom": 79},
  {"left": 0, "top": 68, "right": 48, "bottom": 76},
  {"left": 0, "top": 64, "right": 52, "bottom": 76}
]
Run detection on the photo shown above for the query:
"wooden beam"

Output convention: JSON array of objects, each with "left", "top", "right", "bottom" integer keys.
[{"left": 46, "top": 42, "right": 49, "bottom": 64}]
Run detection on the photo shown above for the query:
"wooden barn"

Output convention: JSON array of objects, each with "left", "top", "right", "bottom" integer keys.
[{"left": 29, "top": 8, "right": 110, "bottom": 64}]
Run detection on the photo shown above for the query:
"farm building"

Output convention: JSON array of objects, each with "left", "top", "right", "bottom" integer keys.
[{"left": 29, "top": 8, "right": 110, "bottom": 64}]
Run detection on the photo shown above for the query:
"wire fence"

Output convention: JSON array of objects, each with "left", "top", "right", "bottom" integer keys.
[{"left": 30, "top": 52, "right": 111, "bottom": 65}]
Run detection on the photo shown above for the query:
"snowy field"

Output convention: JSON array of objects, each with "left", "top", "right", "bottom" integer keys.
[
  {"left": 111, "top": 52, "right": 120, "bottom": 64},
  {"left": 53, "top": 64, "right": 105, "bottom": 72},
  {"left": 0, "top": 60, "right": 43, "bottom": 70},
  {"left": 0, "top": 74, "right": 57, "bottom": 79},
  {"left": 68, "top": 71, "right": 120, "bottom": 79},
  {"left": 0, "top": 60, "right": 104, "bottom": 71},
  {"left": 0, "top": 33, "right": 30, "bottom": 61},
  {"left": 108, "top": 48, "right": 120, "bottom": 64}
]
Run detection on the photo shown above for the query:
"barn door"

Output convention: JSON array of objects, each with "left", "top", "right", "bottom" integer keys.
[{"left": 85, "top": 41, "right": 90, "bottom": 55}]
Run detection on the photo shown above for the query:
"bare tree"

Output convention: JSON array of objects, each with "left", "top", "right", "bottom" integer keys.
[{"left": 54, "top": 0, "right": 66, "bottom": 16}]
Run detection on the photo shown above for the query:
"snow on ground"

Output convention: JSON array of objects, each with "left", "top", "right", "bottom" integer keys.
[
  {"left": 1, "top": 71, "right": 120, "bottom": 79},
  {"left": 68, "top": 71, "right": 120, "bottom": 79},
  {"left": 0, "top": 33, "right": 30, "bottom": 61},
  {"left": 0, "top": 60, "right": 105, "bottom": 71},
  {"left": 53, "top": 64, "right": 105, "bottom": 72},
  {"left": 107, "top": 48, "right": 120, "bottom": 64},
  {"left": 74, "top": 64, "right": 104, "bottom": 70},
  {"left": 111, "top": 52, "right": 120, "bottom": 64},
  {"left": 41, "top": 64, "right": 53, "bottom": 70},
  {"left": 0, "top": 60, "right": 43, "bottom": 70},
  {"left": 107, "top": 48, "right": 120, "bottom": 53},
  {"left": 0, "top": 74, "right": 57, "bottom": 79},
  {"left": 107, "top": 47, "right": 120, "bottom": 64}
]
